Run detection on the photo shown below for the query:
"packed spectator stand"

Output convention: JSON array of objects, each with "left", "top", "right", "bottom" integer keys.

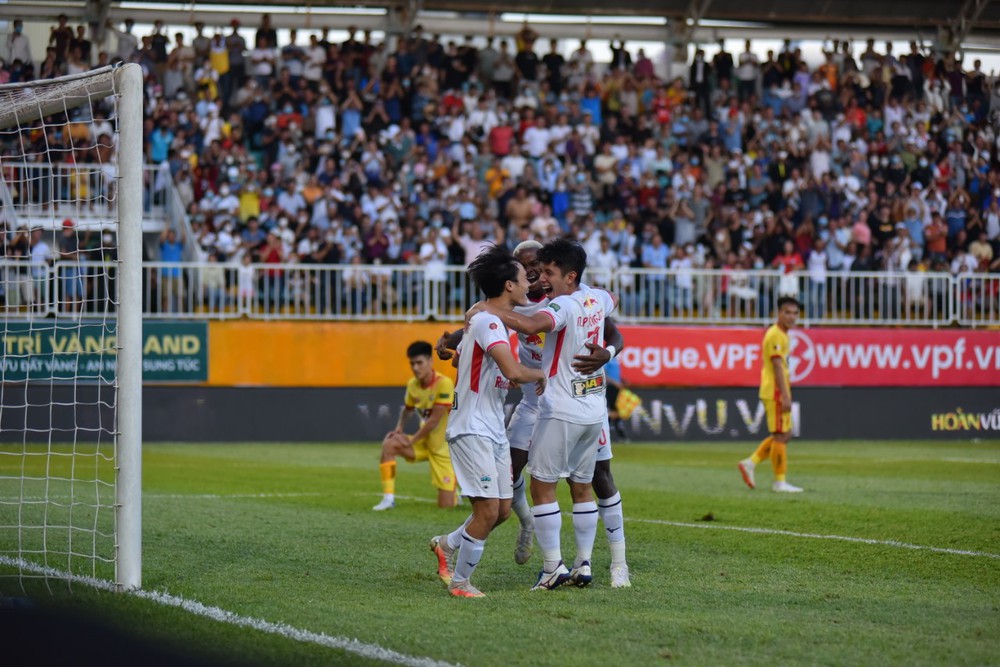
[{"left": 1, "top": 14, "right": 999, "bottom": 324}]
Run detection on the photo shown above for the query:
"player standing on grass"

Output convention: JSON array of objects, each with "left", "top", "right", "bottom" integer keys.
[
  {"left": 429, "top": 244, "right": 546, "bottom": 598},
  {"left": 738, "top": 296, "right": 804, "bottom": 493},
  {"left": 373, "top": 341, "right": 458, "bottom": 511},
  {"left": 471, "top": 238, "right": 621, "bottom": 590},
  {"left": 437, "top": 241, "right": 631, "bottom": 587}
]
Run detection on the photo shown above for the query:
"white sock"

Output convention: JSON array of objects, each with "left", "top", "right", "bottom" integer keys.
[
  {"left": 446, "top": 514, "right": 473, "bottom": 552},
  {"left": 532, "top": 501, "right": 562, "bottom": 572},
  {"left": 511, "top": 476, "right": 533, "bottom": 528},
  {"left": 598, "top": 492, "right": 627, "bottom": 566},
  {"left": 384, "top": 493, "right": 395, "bottom": 502},
  {"left": 572, "top": 501, "right": 599, "bottom": 568},
  {"left": 451, "top": 529, "right": 485, "bottom": 584}
]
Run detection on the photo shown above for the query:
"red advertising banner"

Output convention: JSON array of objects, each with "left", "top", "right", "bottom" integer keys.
[{"left": 618, "top": 326, "right": 1000, "bottom": 387}]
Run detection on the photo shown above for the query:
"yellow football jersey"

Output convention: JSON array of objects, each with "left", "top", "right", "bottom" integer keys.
[
  {"left": 759, "top": 324, "right": 790, "bottom": 400},
  {"left": 404, "top": 372, "right": 454, "bottom": 445}
]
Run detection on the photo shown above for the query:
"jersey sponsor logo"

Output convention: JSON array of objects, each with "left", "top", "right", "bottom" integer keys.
[
  {"left": 524, "top": 333, "right": 544, "bottom": 347},
  {"left": 583, "top": 296, "right": 599, "bottom": 309},
  {"left": 572, "top": 374, "right": 606, "bottom": 397},
  {"left": 577, "top": 312, "right": 603, "bottom": 328},
  {"left": 494, "top": 375, "right": 511, "bottom": 389}
]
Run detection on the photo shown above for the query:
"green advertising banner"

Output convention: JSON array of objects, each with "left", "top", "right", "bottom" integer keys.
[{"left": 1, "top": 321, "right": 207, "bottom": 383}]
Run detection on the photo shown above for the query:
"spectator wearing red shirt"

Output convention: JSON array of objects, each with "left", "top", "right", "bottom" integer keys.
[{"left": 488, "top": 121, "right": 514, "bottom": 157}]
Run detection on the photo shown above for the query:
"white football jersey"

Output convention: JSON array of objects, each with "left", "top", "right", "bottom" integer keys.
[
  {"left": 512, "top": 295, "right": 549, "bottom": 408},
  {"left": 446, "top": 311, "right": 512, "bottom": 444},
  {"left": 537, "top": 286, "right": 617, "bottom": 425}
]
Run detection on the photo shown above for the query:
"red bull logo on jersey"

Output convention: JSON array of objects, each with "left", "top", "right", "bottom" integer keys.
[
  {"left": 494, "top": 375, "right": 511, "bottom": 390},
  {"left": 583, "top": 296, "right": 599, "bottom": 309},
  {"left": 572, "top": 374, "right": 605, "bottom": 397},
  {"left": 525, "top": 333, "right": 544, "bottom": 347}
]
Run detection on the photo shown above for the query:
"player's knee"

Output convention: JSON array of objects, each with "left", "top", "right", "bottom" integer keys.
[
  {"left": 496, "top": 504, "right": 511, "bottom": 525},
  {"left": 478, "top": 501, "right": 500, "bottom": 526}
]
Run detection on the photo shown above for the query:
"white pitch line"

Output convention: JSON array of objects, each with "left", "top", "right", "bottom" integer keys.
[
  {"left": 0, "top": 556, "right": 460, "bottom": 667},
  {"left": 0, "top": 493, "right": 324, "bottom": 502},
  {"left": 630, "top": 517, "right": 1000, "bottom": 559},
  {"left": 147, "top": 492, "right": 324, "bottom": 500}
]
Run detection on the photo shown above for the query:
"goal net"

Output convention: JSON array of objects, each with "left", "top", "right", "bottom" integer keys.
[{"left": 0, "top": 65, "right": 143, "bottom": 593}]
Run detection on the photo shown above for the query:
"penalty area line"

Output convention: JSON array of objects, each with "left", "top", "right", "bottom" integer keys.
[
  {"left": 630, "top": 518, "right": 1000, "bottom": 559},
  {"left": 0, "top": 556, "right": 460, "bottom": 667}
]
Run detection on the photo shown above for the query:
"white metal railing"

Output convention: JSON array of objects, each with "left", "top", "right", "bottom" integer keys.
[
  {"left": 0, "top": 261, "right": 996, "bottom": 327},
  {"left": 0, "top": 162, "right": 169, "bottom": 230}
]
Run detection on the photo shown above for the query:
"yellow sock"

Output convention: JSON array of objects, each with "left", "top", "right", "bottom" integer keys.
[
  {"left": 750, "top": 437, "right": 773, "bottom": 464},
  {"left": 379, "top": 461, "right": 396, "bottom": 495},
  {"left": 771, "top": 441, "right": 788, "bottom": 482}
]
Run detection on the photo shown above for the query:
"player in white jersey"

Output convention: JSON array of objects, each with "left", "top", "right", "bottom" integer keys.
[
  {"left": 473, "top": 238, "right": 620, "bottom": 590},
  {"left": 429, "top": 244, "right": 546, "bottom": 598}
]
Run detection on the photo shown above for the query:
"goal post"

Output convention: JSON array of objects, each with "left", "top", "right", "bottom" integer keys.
[
  {"left": 0, "top": 64, "right": 143, "bottom": 592},
  {"left": 115, "top": 63, "right": 143, "bottom": 592}
]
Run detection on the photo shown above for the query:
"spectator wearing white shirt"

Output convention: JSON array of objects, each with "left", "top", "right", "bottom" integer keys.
[
  {"left": 7, "top": 20, "right": 32, "bottom": 67},
  {"left": 548, "top": 113, "right": 572, "bottom": 156},
  {"left": 883, "top": 98, "right": 905, "bottom": 137},
  {"left": 669, "top": 244, "right": 695, "bottom": 314},
  {"left": 736, "top": 40, "right": 759, "bottom": 101},
  {"left": 576, "top": 111, "right": 600, "bottom": 156},
  {"left": 213, "top": 184, "right": 240, "bottom": 217},
  {"left": 106, "top": 18, "right": 138, "bottom": 62},
  {"left": 500, "top": 146, "right": 528, "bottom": 181},
  {"left": 467, "top": 98, "right": 499, "bottom": 140},
  {"left": 590, "top": 236, "right": 619, "bottom": 289},
  {"left": 805, "top": 238, "right": 828, "bottom": 318},
  {"left": 303, "top": 34, "right": 327, "bottom": 86},
  {"left": 418, "top": 226, "right": 450, "bottom": 312},
  {"left": 523, "top": 116, "right": 552, "bottom": 159}
]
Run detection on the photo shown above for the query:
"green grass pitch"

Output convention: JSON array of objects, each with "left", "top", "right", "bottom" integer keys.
[{"left": 2, "top": 440, "right": 999, "bottom": 666}]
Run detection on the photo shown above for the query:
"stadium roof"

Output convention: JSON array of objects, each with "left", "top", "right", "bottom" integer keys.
[
  {"left": 10, "top": 0, "right": 1000, "bottom": 43},
  {"left": 417, "top": 0, "right": 998, "bottom": 29}
]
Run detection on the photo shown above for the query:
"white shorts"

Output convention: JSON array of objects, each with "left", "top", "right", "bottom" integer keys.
[
  {"left": 595, "top": 413, "right": 613, "bottom": 462},
  {"left": 528, "top": 417, "right": 602, "bottom": 484},
  {"left": 507, "top": 400, "right": 539, "bottom": 452},
  {"left": 447, "top": 434, "right": 513, "bottom": 500}
]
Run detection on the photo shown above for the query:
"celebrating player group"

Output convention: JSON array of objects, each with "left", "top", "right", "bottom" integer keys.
[
  {"left": 431, "top": 238, "right": 631, "bottom": 597},
  {"left": 375, "top": 236, "right": 805, "bottom": 597}
]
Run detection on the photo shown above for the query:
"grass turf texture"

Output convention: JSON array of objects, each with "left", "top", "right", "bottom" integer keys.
[{"left": 2, "top": 440, "right": 999, "bottom": 666}]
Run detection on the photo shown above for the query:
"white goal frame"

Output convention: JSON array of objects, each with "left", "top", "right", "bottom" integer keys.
[{"left": 0, "top": 64, "right": 143, "bottom": 591}]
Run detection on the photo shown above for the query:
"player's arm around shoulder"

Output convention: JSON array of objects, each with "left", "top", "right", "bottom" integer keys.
[{"left": 467, "top": 299, "right": 555, "bottom": 335}]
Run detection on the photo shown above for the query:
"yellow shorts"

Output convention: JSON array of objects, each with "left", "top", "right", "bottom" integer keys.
[
  {"left": 763, "top": 397, "right": 792, "bottom": 435},
  {"left": 410, "top": 437, "right": 457, "bottom": 492}
]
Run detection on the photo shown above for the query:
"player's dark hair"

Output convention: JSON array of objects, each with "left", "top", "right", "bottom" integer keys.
[
  {"left": 406, "top": 341, "right": 433, "bottom": 358},
  {"left": 468, "top": 243, "right": 520, "bottom": 298},
  {"left": 777, "top": 296, "right": 801, "bottom": 311},
  {"left": 538, "top": 237, "right": 587, "bottom": 285}
]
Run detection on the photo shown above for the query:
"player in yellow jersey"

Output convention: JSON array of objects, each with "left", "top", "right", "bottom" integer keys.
[
  {"left": 738, "top": 296, "right": 804, "bottom": 493},
  {"left": 374, "top": 341, "right": 458, "bottom": 510}
]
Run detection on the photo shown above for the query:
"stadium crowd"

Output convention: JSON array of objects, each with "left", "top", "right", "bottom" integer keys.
[{"left": 3, "top": 15, "right": 1000, "bottom": 315}]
